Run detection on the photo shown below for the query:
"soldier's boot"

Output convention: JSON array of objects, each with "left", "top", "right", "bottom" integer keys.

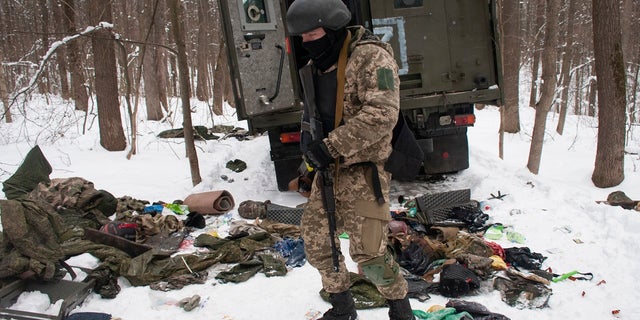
[
  {"left": 387, "top": 296, "right": 415, "bottom": 320},
  {"left": 319, "top": 290, "right": 358, "bottom": 320}
]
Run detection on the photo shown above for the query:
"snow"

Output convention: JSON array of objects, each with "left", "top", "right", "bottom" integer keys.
[
  {"left": 1, "top": 95, "right": 639, "bottom": 320},
  {"left": 10, "top": 291, "right": 64, "bottom": 316}
]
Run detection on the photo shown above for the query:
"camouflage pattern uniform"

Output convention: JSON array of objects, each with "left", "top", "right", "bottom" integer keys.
[{"left": 300, "top": 26, "right": 407, "bottom": 300}]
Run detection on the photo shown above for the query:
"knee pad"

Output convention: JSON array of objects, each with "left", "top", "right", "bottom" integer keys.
[{"left": 360, "top": 252, "right": 399, "bottom": 286}]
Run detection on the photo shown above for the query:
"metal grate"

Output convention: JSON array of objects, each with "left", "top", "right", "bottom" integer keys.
[
  {"left": 415, "top": 189, "right": 476, "bottom": 226},
  {"left": 266, "top": 203, "right": 304, "bottom": 225}
]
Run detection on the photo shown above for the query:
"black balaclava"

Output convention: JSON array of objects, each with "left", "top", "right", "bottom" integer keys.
[{"left": 302, "top": 28, "right": 347, "bottom": 71}]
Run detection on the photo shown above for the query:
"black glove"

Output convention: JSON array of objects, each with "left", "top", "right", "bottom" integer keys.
[{"left": 304, "top": 140, "right": 334, "bottom": 170}]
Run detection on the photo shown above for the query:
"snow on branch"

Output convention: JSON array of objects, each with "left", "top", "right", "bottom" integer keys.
[{"left": 12, "top": 22, "right": 111, "bottom": 100}]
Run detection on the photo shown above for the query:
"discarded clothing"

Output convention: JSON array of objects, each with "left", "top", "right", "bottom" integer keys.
[
  {"left": 215, "top": 253, "right": 287, "bottom": 283},
  {"left": 445, "top": 299, "right": 511, "bottom": 320},
  {"left": 504, "top": 247, "right": 547, "bottom": 270},
  {"left": 150, "top": 271, "right": 208, "bottom": 291},
  {"left": 273, "top": 237, "right": 306, "bottom": 267},
  {"left": 493, "top": 269, "right": 552, "bottom": 309},
  {"left": 320, "top": 272, "right": 387, "bottom": 309}
]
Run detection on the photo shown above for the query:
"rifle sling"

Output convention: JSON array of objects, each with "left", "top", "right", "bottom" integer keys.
[{"left": 332, "top": 30, "right": 350, "bottom": 185}]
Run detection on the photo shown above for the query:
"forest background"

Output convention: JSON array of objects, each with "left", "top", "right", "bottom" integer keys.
[{"left": 0, "top": 0, "right": 639, "bottom": 189}]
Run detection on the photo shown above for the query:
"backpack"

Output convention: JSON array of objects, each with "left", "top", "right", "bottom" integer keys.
[
  {"left": 439, "top": 263, "right": 481, "bottom": 297},
  {"left": 384, "top": 112, "right": 424, "bottom": 181}
]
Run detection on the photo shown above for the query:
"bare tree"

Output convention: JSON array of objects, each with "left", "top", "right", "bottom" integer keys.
[
  {"left": 212, "top": 38, "right": 226, "bottom": 116},
  {"left": 222, "top": 39, "right": 235, "bottom": 108},
  {"left": 195, "top": 0, "right": 211, "bottom": 102},
  {"left": 168, "top": 0, "right": 202, "bottom": 186},
  {"left": 61, "top": 0, "right": 89, "bottom": 111},
  {"left": 89, "top": 0, "right": 126, "bottom": 151},
  {"left": 52, "top": 1, "right": 69, "bottom": 100},
  {"left": 0, "top": 50, "right": 12, "bottom": 123},
  {"left": 556, "top": 0, "right": 577, "bottom": 135},
  {"left": 591, "top": 0, "right": 626, "bottom": 187},
  {"left": 37, "top": 0, "right": 51, "bottom": 95},
  {"left": 500, "top": 0, "right": 521, "bottom": 134},
  {"left": 622, "top": 0, "right": 639, "bottom": 124},
  {"left": 142, "top": 0, "right": 170, "bottom": 121},
  {"left": 587, "top": 76, "right": 596, "bottom": 117},
  {"left": 527, "top": 0, "right": 560, "bottom": 174},
  {"left": 528, "top": 0, "right": 545, "bottom": 110},
  {"left": 631, "top": 58, "right": 639, "bottom": 124},
  {"left": 212, "top": 3, "right": 235, "bottom": 113}
]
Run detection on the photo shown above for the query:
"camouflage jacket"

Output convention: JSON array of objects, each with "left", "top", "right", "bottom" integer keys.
[{"left": 324, "top": 25, "right": 400, "bottom": 166}]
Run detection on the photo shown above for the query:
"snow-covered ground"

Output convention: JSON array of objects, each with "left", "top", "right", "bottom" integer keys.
[{"left": 1, "top": 96, "right": 639, "bottom": 319}]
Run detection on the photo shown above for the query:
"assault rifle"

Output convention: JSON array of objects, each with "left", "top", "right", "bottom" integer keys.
[
  {"left": 317, "top": 167, "right": 340, "bottom": 272},
  {"left": 299, "top": 64, "right": 341, "bottom": 272}
]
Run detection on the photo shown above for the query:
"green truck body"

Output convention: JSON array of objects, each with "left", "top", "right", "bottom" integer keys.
[{"left": 219, "top": 0, "right": 503, "bottom": 191}]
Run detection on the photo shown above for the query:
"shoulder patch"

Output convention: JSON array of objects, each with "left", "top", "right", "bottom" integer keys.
[{"left": 376, "top": 68, "right": 394, "bottom": 91}]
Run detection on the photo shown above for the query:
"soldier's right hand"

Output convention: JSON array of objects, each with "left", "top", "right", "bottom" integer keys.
[{"left": 304, "top": 140, "right": 333, "bottom": 170}]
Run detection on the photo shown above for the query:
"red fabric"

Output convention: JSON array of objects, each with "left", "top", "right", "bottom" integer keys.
[{"left": 485, "top": 240, "right": 505, "bottom": 259}]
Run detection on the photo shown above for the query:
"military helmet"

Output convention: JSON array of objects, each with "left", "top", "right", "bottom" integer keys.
[{"left": 286, "top": 0, "right": 351, "bottom": 35}]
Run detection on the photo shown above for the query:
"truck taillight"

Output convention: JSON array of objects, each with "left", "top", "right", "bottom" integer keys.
[
  {"left": 453, "top": 114, "right": 476, "bottom": 126},
  {"left": 280, "top": 132, "right": 300, "bottom": 143},
  {"left": 285, "top": 38, "right": 291, "bottom": 54}
]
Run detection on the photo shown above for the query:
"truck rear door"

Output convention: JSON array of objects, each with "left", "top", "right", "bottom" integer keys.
[{"left": 219, "top": 0, "right": 299, "bottom": 126}]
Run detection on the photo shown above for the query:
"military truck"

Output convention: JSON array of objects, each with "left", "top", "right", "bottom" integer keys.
[{"left": 218, "top": 0, "right": 503, "bottom": 191}]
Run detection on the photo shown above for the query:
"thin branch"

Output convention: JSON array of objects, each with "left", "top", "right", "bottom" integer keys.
[{"left": 6, "top": 23, "right": 110, "bottom": 114}]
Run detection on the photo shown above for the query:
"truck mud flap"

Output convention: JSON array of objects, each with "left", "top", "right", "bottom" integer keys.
[
  {"left": 414, "top": 189, "right": 477, "bottom": 227},
  {"left": 273, "top": 157, "right": 303, "bottom": 192},
  {"left": 422, "top": 130, "right": 469, "bottom": 174}
]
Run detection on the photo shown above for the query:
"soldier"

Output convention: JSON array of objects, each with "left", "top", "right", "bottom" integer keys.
[{"left": 286, "top": 1, "right": 414, "bottom": 319}]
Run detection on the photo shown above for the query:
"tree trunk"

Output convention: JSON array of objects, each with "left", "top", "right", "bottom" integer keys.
[
  {"left": 527, "top": 0, "right": 560, "bottom": 175},
  {"left": 556, "top": 0, "right": 576, "bottom": 135},
  {"left": 37, "top": 0, "right": 50, "bottom": 95},
  {"left": 195, "top": 0, "right": 211, "bottom": 102},
  {"left": 221, "top": 38, "right": 235, "bottom": 108},
  {"left": 116, "top": 39, "right": 137, "bottom": 159},
  {"left": 573, "top": 65, "right": 583, "bottom": 115},
  {"left": 211, "top": 5, "right": 235, "bottom": 109},
  {"left": 52, "top": 0, "right": 69, "bottom": 100},
  {"left": 528, "top": 0, "right": 544, "bottom": 110},
  {"left": 500, "top": 0, "right": 521, "bottom": 133},
  {"left": 587, "top": 77, "right": 596, "bottom": 117},
  {"left": 620, "top": 0, "right": 634, "bottom": 66},
  {"left": 90, "top": 0, "right": 126, "bottom": 151},
  {"left": 142, "top": 0, "right": 169, "bottom": 121},
  {"left": 213, "top": 40, "right": 226, "bottom": 116},
  {"left": 0, "top": 1, "right": 10, "bottom": 63},
  {"left": 169, "top": 55, "right": 178, "bottom": 97},
  {"left": 62, "top": 0, "right": 88, "bottom": 111},
  {"left": 528, "top": 51, "right": 540, "bottom": 109},
  {"left": 631, "top": 60, "right": 639, "bottom": 124},
  {"left": 0, "top": 49, "right": 12, "bottom": 123},
  {"left": 168, "top": 0, "right": 202, "bottom": 187},
  {"left": 627, "top": 35, "right": 640, "bottom": 124},
  {"left": 591, "top": 0, "right": 626, "bottom": 187}
]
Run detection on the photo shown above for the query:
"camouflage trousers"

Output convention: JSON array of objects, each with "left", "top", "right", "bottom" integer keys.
[{"left": 300, "top": 163, "right": 408, "bottom": 300}]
